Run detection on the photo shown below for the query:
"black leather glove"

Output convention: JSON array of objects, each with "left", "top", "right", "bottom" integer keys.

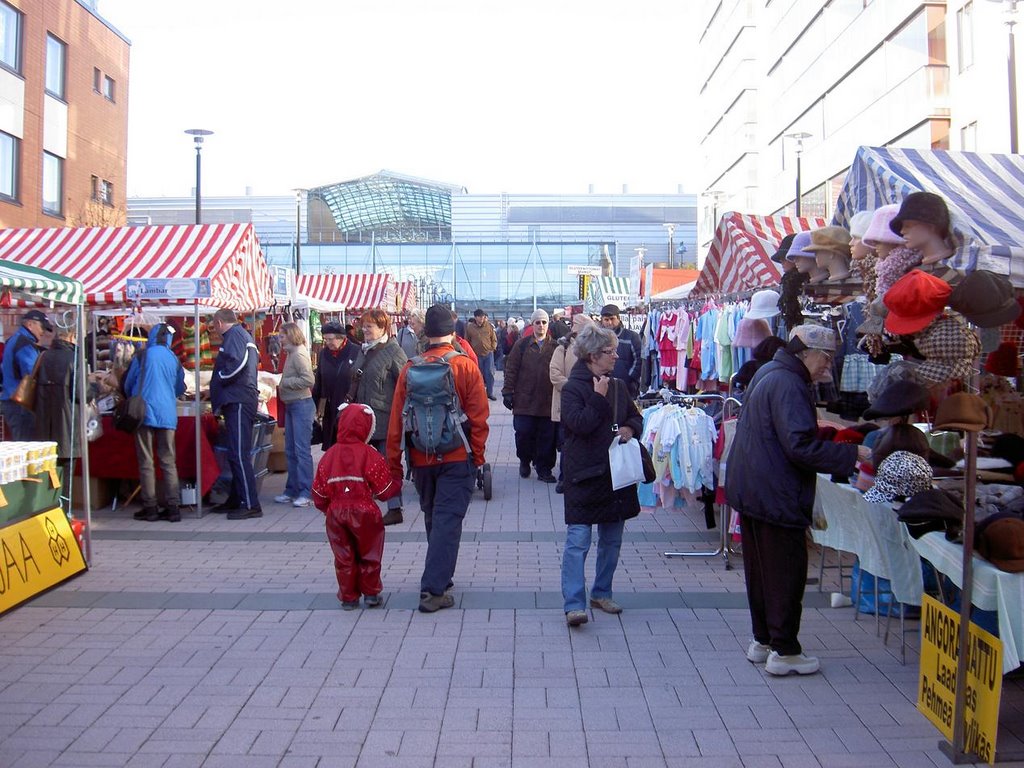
[{"left": 503, "top": 395, "right": 514, "bottom": 411}]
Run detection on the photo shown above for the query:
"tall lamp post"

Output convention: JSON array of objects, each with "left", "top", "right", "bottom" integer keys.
[
  {"left": 988, "top": 0, "right": 1020, "bottom": 153},
  {"left": 662, "top": 223, "right": 676, "bottom": 269},
  {"left": 784, "top": 131, "right": 812, "bottom": 217},
  {"left": 184, "top": 129, "right": 213, "bottom": 224},
  {"left": 292, "top": 188, "right": 305, "bottom": 274}
]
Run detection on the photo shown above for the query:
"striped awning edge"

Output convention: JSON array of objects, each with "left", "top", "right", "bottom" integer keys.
[
  {"left": 0, "top": 261, "right": 84, "bottom": 305},
  {"left": 296, "top": 273, "right": 396, "bottom": 313}
]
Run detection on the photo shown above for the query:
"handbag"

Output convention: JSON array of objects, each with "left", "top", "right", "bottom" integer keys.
[
  {"left": 608, "top": 379, "right": 656, "bottom": 490},
  {"left": 311, "top": 418, "right": 324, "bottom": 445},
  {"left": 113, "top": 351, "right": 147, "bottom": 433},
  {"left": 11, "top": 352, "right": 43, "bottom": 410}
]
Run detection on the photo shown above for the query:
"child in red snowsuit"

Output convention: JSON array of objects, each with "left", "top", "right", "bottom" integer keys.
[{"left": 313, "top": 403, "right": 401, "bottom": 609}]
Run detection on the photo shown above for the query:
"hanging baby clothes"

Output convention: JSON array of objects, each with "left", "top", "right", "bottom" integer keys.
[
  {"left": 637, "top": 401, "right": 719, "bottom": 510},
  {"left": 657, "top": 309, "right": 679, "bottom": 385}
]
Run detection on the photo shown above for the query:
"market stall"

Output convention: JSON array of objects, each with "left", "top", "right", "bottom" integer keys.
[{"left": 295, "top": 273, "right": 396, "bottom": 318}]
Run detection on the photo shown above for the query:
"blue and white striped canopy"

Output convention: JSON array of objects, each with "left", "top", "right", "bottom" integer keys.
[{"left": 833, "top": 146, "right": 1024, "bottom": 285}]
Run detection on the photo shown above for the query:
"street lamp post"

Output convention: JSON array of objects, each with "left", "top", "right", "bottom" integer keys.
[
  {"left": 662, "top": 223, "right": 676, "bottom": 269},
  {"left": 784, "top": 131, "right": 812, "bottom": 217},
  {"left": 988, "top": 0, "right": 1020, "bottom": 153},
  {"left": 292, "top": 189, "right": 305, "bottom": 275},
  {"left": 184, "top": 129, "right": 213, "bottom": 224}
]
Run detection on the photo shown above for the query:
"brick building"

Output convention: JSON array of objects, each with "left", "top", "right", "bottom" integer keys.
[{"left": 0, "top": 0, "right": 128, "bottom": 229}]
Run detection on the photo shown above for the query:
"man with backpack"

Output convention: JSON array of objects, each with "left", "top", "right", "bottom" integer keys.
[{"left": 387, "top": 304, "right": 490, "bottom": 613}]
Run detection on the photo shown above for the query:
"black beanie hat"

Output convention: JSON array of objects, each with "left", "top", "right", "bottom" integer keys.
[
  {"left": 889, "top": 191, "right": 951, "bottom": 241},
  {"left": 424, "top": 304, "right": 456, "bottom": 337}
]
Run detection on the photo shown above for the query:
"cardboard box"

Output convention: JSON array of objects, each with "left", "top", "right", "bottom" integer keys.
[
  {"left": 268, "top": 426, "right": 287, "bottom": 473},
  {"left": 71, "top": 476, "right": 114, "bottom": 511}
]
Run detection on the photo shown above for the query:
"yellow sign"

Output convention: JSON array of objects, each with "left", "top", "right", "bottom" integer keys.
[
  {"left": 918, "top": 594, "right": 1002, "bottom": 764},
  {"left": 0, "top": 508, "right": 87, "bottom": 616}
]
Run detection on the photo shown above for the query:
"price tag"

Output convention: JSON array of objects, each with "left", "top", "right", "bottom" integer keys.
[
  {"left": 49, "top": 469, "right": 61, "bottom": 489},
  {"left": 0, "top": 486, "right": 6, "bottom": 507}
]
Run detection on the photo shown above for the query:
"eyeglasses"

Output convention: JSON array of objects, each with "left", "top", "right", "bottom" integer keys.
[
  {"left": 599, "top": 349, "right": 618, "bottom": 357},
  {"left": 534, "top": 320, "right": 548, "bottom": 326}
]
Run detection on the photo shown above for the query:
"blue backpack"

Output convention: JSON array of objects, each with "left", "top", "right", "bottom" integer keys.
[{"left": 401, "top": 350, "right": 470, "bottom": 460}]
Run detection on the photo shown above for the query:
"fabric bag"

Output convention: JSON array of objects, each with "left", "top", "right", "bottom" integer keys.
[
  {"left": 608, "top": 379, "right": 656, "bottom": 490},
  {"left": 114, "top": 351, "right": 147, "bottom": 433},
  {"left": 11, "top": 353, "right": 43, "bottom": 410}
]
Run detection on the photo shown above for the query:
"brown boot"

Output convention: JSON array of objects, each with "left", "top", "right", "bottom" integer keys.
[{"left": 381, "top": 508, "right": 404, "bottom": 526}]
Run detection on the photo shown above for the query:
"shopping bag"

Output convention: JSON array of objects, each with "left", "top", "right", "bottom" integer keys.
[
  {"left": 608, "top": 438, "right": 647, "bottom": 490},
  {"left": 10, "top": 354, "right": 43, "bottom": 410}
]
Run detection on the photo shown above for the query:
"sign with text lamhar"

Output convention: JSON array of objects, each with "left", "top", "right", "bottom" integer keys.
[
  {"left": 0, "top": 509, "right": 87, "bottom": 616},
  {"left": 918, "top": 594, "right": 1002, "bottom": 764}
]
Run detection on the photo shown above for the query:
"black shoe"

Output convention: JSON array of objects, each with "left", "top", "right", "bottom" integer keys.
[
  {"left": 381, "top": 508, "right": 404, "bottom": 526},
  {"left": 210, "top": 500, "right": 237, "bottom": 514},
  {"left": 159, "top": 508, "right": 181, "bottom": 523},
  {"left": 537, "top": 472, "right": 556, "bottom": 484},
  {"left": 519, "top": 461, "right": 531, "bottom": 478},
  {"left": 555, "top": 480, "right": 564, "bottom": 494},
  {"left": 226, "top": 507, "right": 263, "bottom": 520},
  {"left": 487, "top": 394, "right": 497, "bottom": 401},
  {"left": 134, "top": 507, "right": 160, "bottom": 522}
]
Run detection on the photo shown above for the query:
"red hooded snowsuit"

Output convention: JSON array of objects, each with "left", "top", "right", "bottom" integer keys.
[{"left": 313, "top": 403, "right": 400, "bottom": 603}]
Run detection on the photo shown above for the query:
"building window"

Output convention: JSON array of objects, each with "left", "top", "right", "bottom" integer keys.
[
  {"left": 42, "top": 152, "right": 62, "bottom": 215},
  {"left": 91, "top": 175, "right": 113, "bottom": 206},
  {"left": 0, "top": 130, "right": 17, "bottom": 201},
  {"left": 958, "top": 2, "right": 974, "bottom": 72},
  {"left": 961, "top": 121, "right": 978, "bottom": 151},
  {"left": 93, "top": 67, "right": 101, "bottom": 91},
  {"left": 103, "top": 75, "right": 115, "bottom": 102},
  {"left": 0, "top": 1, "right": 20, "bottom": 73},
  {"left": 45, "top": 34, "right": 66, "bottom": 99}
]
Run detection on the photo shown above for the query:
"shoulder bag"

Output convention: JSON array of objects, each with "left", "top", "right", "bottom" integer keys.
[
  {"left": 11, "top": 351, "right": 43, "bottom": 411},
  {"left": 113, "top": 351, "right": 148, "bottom": 433}
]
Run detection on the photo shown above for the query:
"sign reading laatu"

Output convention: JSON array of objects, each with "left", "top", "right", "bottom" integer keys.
[{"left": 0, "top": 509, "right": 87, "bottom": 616}]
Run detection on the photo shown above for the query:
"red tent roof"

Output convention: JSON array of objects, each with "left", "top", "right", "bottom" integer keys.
[
  {"left": 393, "top": 281, "right": 417, "bottom": 313},
  {"left": 0, "top": 224, "right": 271, "bottom": 310},
  {"left": 296, "top": 273, "right": 395, "bottom": 313},
  {"left": 693, "top": 213, "right": 826, "bottom": 296}
]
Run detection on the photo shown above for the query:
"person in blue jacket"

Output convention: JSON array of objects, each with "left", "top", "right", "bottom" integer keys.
[
  {"left": 1, "top": 309, "right": 51, "bottom": 439},
  {"left": 209, "top": 309, "right": 262, "bottom": 520},
  {"left": 123, "top": 323, "right": 186, "bottom": 522}
]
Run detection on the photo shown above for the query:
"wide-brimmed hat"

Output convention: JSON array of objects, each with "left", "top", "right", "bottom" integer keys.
[
  {"left": 733, "top": 318, "right": 771, "bottom": 348},
  {"left": 976, "top": 515, "right": 1024, "bottom": 573},
  {"left": 849, "top": 210, "right": 875, "bottom": 239},
  {"left": 897, "top": 489, "right": 963, "bottom": 540},
  {"left": 890, "top": 191, "right": 952, "bottom": 241},
  {"left": 745, "top": 289, "right": 781, "bottom": 320},
  {"left": 770, "top": 233, "right": 797, "bottom": 263},
  {"left": 985, "top": 341, "right": 1020, "bottom": 377},
  {"left": 803, "top": 226, "right": 853, "bottom": 256},
  {"left": 913, "top": 313, "right": 982, "bottom": 385},
  {"left": 863, "top": 204, "right": 906, "bottom": 247},
  {"left": 883, "top": 270, "right": 952, "bottom": 335},
  {"left": 933, "top": 392, "right": 992, "bottom": 432},
  {"left": 785, "top": 231, "right": 815, "bottom": 261},
  {"left": 862, "top": 378, "right": 931, "bottom": 420},
  {"left": 864, "top": 451, "right": 934, "bottom": 504},
  {"left": 949, "top": 270, "right": 1022, "bottom": 328}
]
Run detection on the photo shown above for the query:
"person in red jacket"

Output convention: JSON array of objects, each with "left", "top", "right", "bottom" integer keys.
[
  {"left": 313, "top": 403, "right": 401, "bottom": 610},
  {"left": 387, "top": 304, "right": 490, "bottom": 613}
]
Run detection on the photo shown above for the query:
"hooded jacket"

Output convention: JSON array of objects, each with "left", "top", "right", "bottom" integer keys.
[
  {"left": 210, "top": 323, "right": 259, "bottom": 410},
  {"left": 124, "top": 325, "right": 186, "bottom": 430},
  {"left": 313, "top": 403, "right": 400, "bottom": 516},
  {"left": 725, "top": 349, "right": 857, "bottom": 528}
]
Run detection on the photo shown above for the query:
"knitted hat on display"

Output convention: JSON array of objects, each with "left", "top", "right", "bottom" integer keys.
[
  {"left": 424, "top": 304, "right": 456, "bottom": 337},
  {"left": 863, "top": 451, "right": 934, "bottom": 504},
  {"left": 913, "top": 313, "right": 982, "bottom": 386},
  {"left": 985, "top": 341, "right": 1020, "bottom": 377},
  {"left": 849, "top": 210, "right": 876, "bottom": 239},
  {"left": 863, "top": 204, "right": 906, "bottom": 247},
  {"left": 785, "top": 231, "right": 815, "bottom": 261},
  {"left": 882, "top": 270, "right": 953, "bottom": 335},
  {"left": 770, "top": 233, "right": 797, "bottom": 263},
  {"left": 890, "top": 191, "right": 952, "bottom": 241},
  {"left": 733, "top": 317, "right": 771, "bottom": 348},
  {"left": 745, "top": 289, "right": 781, "bottom": 320},
  {"left": 949, "top": 270, "right": 1022, "bottom": 328}
]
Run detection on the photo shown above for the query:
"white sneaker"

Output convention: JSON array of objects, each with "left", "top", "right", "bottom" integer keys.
[
  {"left": 746, "top": 640, "right": 771, "bottom": 663},
  {"left": 292, "top": 496, "right": 313, "bottom": 508},
  {"left": 765, "top": 651, "right": 820, "bottom": 676},
  {"left": 274, "top": 494, "right": 293, "bottom": 504}
]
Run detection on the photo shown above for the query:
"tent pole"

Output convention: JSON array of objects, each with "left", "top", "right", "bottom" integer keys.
[
  {"left": 194, "top": 303, "right": 203, "bottom": 518},
  {"left": 77, "top": 307, "right": 92, "bottom": 565}
]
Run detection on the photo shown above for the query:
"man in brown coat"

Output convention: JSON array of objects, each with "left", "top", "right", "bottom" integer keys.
[
  {"left": 502, "top": 309, "right": 558, "bottom": 482},
  {"left": 465, "top": 309, "right": 498, "bottom": 401}
]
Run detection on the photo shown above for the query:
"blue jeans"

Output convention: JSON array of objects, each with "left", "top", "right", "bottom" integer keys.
[
  {"left": 1, "top": 399, "right": 35, "bottom": 440},
  {"left": 413, "top": 459, "right": 474, "bottom": 595},
  {"left": 478, "top": 352, "right": 494, "bottom": 397},
  {"left": 561, "top": 520, "right": 625, "bottom": 612},
  {"left": 284, "top": 397, "right": 314, "bottom": 498}
]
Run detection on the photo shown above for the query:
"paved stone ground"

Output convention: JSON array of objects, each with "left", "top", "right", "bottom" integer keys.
[{"left": 2, "top": 371, "right": 1024, "bottom": 767}]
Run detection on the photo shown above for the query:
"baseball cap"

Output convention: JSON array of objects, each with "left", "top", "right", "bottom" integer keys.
[{"left": 23, "top": 310, "right": 53, "bottom": 332}]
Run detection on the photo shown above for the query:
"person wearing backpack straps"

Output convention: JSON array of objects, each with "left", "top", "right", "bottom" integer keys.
[
  {"left": 1, "top": 309, "right": 51, "bottom": 440},
  {"left": 386, "top": 304, "right": 490, "bottom": 613}
]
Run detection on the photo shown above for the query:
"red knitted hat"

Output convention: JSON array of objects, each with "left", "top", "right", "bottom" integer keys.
[{"left": 985, "top": 342, "right": 1020, "bottom": 377}]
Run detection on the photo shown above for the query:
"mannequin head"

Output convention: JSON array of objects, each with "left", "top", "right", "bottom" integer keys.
[
  {"left": 815, "top": 249, "right": 852, "bottom": 281},
  {"left": 874, "top": 242, "right": 898, "bottom": 261},
  {"left": 851, "top": 236, "right": 875, "bottom": 261},
  {"left": 794, "top": 255, "right": 829, "bottom": 283},
  {"left": 890, "top": 192, "right": 953, "bottom": 265}
]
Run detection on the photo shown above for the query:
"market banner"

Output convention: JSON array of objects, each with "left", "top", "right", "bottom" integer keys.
[{"left": 0, "top": 508, "right": 87, "bottom": 616}]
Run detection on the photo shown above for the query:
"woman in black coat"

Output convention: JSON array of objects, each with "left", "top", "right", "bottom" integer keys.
[
  {"left": 311, "top": 322, "right": 360, "bottom": 451},
  {"left": 559, "top": 324, "right": 643, "bottom": 628},
  {"left": 33, "top": 327, "right": 84, "bottom": 478}
]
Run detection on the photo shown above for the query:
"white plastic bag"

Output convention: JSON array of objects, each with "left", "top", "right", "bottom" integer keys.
[{"left": 608, "top": 438, "right": 646, "bottom": 491}]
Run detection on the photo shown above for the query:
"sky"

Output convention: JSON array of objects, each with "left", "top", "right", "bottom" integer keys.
[{"left": 97, "top": 0, "right": 700, "bottom": 198}]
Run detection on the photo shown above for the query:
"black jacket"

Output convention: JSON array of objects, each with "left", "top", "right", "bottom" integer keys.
[
  {"left": 210, "top": 324, "right": 259, "bottom": 410},
  {"left": 611, "top": 323, "right": 643, "bottom": 396},
  {"left": 312, "top": 340, "right": 361, "bottom": 450},
  {"left": 348, "top": 339, "right": 407, "bottom": 443},
  {"left": 725, "top": 349, "right": 857, "bottom": 528},
  {"left": 33, "top": 339, "right": 80, "bottom": 459},
  {"left": 560, "top": 360, "right": 643, "bottom": 525}
]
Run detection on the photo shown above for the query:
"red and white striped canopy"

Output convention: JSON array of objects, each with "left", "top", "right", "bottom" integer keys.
[
  {"left": 693, "top": 212, "right": 827, "bottom": 296},
  {"left": 393, "top": 281, "right": 417, "bottom": 313},
  {"left": 0, "top": 224, "right": 272, "bottom": 310},
  {"left": 296, "top": 273, "right": 395, "bottom": 313}
]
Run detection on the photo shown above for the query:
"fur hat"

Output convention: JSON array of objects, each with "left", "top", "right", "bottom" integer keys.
[
  {"left": 882, "top": 270, "right": 952, "bottom": 335},
  {"left": 424, "top": 304, "right": 456, "bottom": 337},
  {"left": 770, "top": 232, "right": 797, "bottom": 263},
  {"left": 890, "top": 191, "right": 951, "bottom": 241},
  {"left": 985, "top": 341, "right": 1020, "bottom": 377},
  {"left": 863, "top": 451, "right": 933, "bottom": 504},
  {"left": 863, "top": 204, "right": 906, "bottom": 247},
  {"left": 785, "top": 231, "right": 815, "bottom": 261},
  {"left": 849, "top": 210, "right": 875, "bottom": 239},
  {"left": 933, "top": 392, "right": 992, "bottom": 432},
  {"left": 321, "top": 321, "right": 344, "bottom": 336},
  {"left": 949, "top": 270, "right": 1022, "bottom": 328}
]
